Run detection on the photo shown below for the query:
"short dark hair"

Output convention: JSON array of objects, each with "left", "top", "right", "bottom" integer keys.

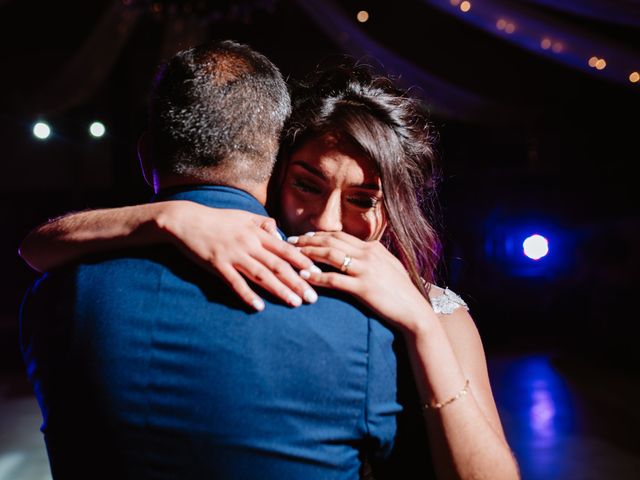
[
  {"left": 149, "top": 40, "right": 291, "bottom": 184},
  {"left": 278, "top": 61, "right": 441, "bottom": 295}
]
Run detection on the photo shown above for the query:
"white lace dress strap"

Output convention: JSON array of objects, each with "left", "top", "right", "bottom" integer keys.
[{"left": 428, "top": 285, "right": 469, "bottom": 315}]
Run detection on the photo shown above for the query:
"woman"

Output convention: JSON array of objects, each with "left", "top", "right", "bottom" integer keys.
[{"left": 20, "top": 62, "right": 519, "bottom": 479}]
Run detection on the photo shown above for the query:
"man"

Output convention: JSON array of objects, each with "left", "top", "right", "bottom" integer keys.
[{"left": 20, "top": 40, "right": 401, "bottom": 479}]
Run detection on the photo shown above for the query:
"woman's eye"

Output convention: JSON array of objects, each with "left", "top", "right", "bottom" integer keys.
[
  {"left": 348, "top": 196, "right": 379, "bottom": 209},
  {"left": 292, "top": 179, "right": 321, "bottom": 194}
]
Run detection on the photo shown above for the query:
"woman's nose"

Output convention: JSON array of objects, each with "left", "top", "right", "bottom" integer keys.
[{"left": 310, "top": 193, "right": 342, "bottom": 232}]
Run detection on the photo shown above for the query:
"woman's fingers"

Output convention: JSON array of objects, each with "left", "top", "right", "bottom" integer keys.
[
  {"left": 287, "top": 232, "right": 363, "bottom": 261},
  {"left": 292, "top": 231, "right": 408, "bottom": 276},
  {"left": 250, "top": 248, "right": 319, "bottom": 304},
  {"left": 260, "top": 230, "right": 318, "bottom": 272},
  {"left": 234, "top": 256, "right": 313, "bottom": 308},
  {"left": 253, "top": 215, "right": 282, "bottom": 240},
  {"left": 299, "top": 246, "right": 359, "bottom": 276},
  {"left": 216, "top": 263, "right": 265, "bottom": 312},
  {"left": 305, "top": 270, "right": 360, "bottom": 294},
  {"left": 243, "top": 211, "right": 321, "bottom": 272},
  {"left": 288, "top": 230, "right": 362, "bottom": 249}
]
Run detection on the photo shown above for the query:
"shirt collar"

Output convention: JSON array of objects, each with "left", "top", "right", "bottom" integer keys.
[{"left": 151, "top": 185, "right": 269, "bottom": 217}]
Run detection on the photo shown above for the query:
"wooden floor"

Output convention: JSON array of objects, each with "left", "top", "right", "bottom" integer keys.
[
  {"left": 489, "top": 353, "right": 640, "bottom": 480},
  {"left": 0, "top": 372, "right": 51, "bottom": 480},
  {"left": 1, "top": 352, "right": 639, "bottom": 480}
]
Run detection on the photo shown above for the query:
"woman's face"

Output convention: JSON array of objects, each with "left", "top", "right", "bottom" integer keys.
[{"left": 279, "top": 133, "right": 387, "bottom": 240}]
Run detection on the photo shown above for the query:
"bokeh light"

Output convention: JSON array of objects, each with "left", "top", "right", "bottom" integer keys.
[
  {"left": 32, "top": 122, "right": 51, "bottom": 140},
  {"left": 523, "top": 234, "right": 549, "bottom": 260},
  {"left": 356, "top": 10, "right": 369, "bottom": 23},
  {"left": 89, "top": 121, "right": 106, "bottom": 138}
]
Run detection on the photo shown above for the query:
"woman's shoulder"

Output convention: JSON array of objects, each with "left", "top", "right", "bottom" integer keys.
[{"left": 427, "top": 284, "right": 469, "bottom": 315}]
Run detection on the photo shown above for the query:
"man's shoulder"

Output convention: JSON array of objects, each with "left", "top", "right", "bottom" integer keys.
[
  {"left": 53, "top": 246, "right": 184, "bottom": 289},
  {"left": 21, "top": 248, "right": 174, "bottom": 314}
]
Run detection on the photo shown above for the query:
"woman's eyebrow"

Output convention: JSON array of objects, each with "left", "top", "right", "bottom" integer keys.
[
  {"left": 291, "top": 160, "right": 326, "bottom": 180},
  {"left": 351, "top": 183, "right": 382, "bottom": 191},
  {"left": 291, "top": 160, "right": 381, "bottom": 191}
]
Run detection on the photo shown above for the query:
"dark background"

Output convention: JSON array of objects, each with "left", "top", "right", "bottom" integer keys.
[{"left": 1, "top": 0, "right": 639, "bottom": 370}]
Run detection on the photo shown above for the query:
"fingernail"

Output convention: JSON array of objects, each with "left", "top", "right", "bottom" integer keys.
[
  {"left": 272, "top": 230, "right": 283, "bottom": 240},
  {"left": 309, "top": 265, "right": 322, "bottom": 274},
  {"left": 287, "top": 236, "right": 299, "bottom": 244},
  {"left": 252, "top": 298, "right": 265, "bottom": 311},
  {"left": 304, "top": 231, "right": 316, "bottom": 237},
  {"left": 288, "top": 293, "right": 302, "bottom": 307},
  {"left": 300, "top": 269, "right": 311, "bottom": 279},
  {"left": 303, "top": 288, "right": 318, "bottom": 304}
]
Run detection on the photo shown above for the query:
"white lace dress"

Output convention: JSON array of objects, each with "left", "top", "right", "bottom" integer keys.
[{"left": 428, "top": 285, "right": 468, "bottom": 315}]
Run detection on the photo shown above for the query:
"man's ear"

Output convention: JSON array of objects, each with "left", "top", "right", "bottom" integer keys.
[{"left": 137, "top": 131, "right": 156, "bottom": 191}]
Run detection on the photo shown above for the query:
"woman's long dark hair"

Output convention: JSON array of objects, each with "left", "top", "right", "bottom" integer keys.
[{"left": 274, "top": 61, "right": 441, "bottom": 298}]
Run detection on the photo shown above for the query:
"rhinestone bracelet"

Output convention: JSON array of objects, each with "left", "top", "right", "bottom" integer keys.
[{"left": 423, "top": 379, "right": 470, "bottom": 410}]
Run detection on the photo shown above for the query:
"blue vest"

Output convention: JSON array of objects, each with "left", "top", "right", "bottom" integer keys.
[{"left": 20, "top": 186, "right": 403, "bottom": 479}]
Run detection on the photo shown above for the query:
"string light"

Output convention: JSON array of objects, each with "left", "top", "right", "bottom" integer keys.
[
  {"left": 134, "top": 4, "right": 632, "bottom": 88},
  {"left": 449, "top": 4, "right": 633, "bottom": 84},
  {"left": 496, "top": 19, "right": 516, "bottom": 34}
]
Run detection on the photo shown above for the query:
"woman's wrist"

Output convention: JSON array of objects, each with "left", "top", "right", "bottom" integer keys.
[
  {"left": 150, "top": 201, "right": 190, "bottom": 245},
  {"left": 399, "top": 296, "right": 441, "bottom": 339}
]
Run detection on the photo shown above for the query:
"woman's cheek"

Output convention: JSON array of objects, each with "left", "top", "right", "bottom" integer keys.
[
  {"left": 280, "top": 190, "right": 306, "bottom": 234},
  {"left": 340, "top": 211, "right": 373, "bottom": 240},
  {"left": 364, "top": 208, "right": 387, "bottom": 241},
  {"left": 278, "top": 190, "right": 294, "bottom": 231}
]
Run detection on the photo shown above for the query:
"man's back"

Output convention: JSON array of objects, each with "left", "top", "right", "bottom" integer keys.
[{"left": 21, "top": 187, "right": 401, "bottom": 479}]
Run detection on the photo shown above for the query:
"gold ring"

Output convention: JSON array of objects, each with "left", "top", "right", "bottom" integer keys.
[{"left": 340, "top": 254, "right": 352, "bottom": 273}]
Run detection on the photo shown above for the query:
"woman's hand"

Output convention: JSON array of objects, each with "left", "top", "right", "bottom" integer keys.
[
  {"left": 288, "top": 231, "right": 432, "bottom": 333},
  {"left": 156, "top": 201, "right": 320, "bottom": 310}
]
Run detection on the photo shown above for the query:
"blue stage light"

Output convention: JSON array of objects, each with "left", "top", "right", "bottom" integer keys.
[
  {"left": 481, "top": 210, "right": 575, "bottom": 278},
  {"left": 523, "top": 234, "right": 549, "bottom": 260}
]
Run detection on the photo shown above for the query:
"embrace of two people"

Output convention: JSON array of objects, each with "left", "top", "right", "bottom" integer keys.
[{"left": 20, "top": 40, "right": 519, "bottom": 479}]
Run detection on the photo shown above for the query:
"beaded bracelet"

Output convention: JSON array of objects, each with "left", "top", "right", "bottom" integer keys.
[{"left": 423, "top": 379, "right": 470, "bottom": 410}]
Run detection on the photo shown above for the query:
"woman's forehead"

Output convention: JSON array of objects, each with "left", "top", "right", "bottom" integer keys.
[
  {"left": 292, "top": 133, "right": 379, "bottom": 177},
  {"left": 290, "top": 155, "right": 380, "bottom": 190}
]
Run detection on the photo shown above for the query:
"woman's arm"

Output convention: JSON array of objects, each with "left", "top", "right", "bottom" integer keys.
[
  {"left": 20, "top": 201, "right": 319, "bottom": 310},
  {"left": 405, "top": 306, "right": 519, "bottom": 480},
  {"left": 21, "top": 203, "right": 176, "bottom": 272},
  {"left": 290, "top": 231, "right": 520, "bottom": 479}
]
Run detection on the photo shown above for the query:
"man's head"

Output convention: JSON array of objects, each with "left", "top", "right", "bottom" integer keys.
[{"left": 141, "top": 40, "right": 291, "bottom": 199}]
